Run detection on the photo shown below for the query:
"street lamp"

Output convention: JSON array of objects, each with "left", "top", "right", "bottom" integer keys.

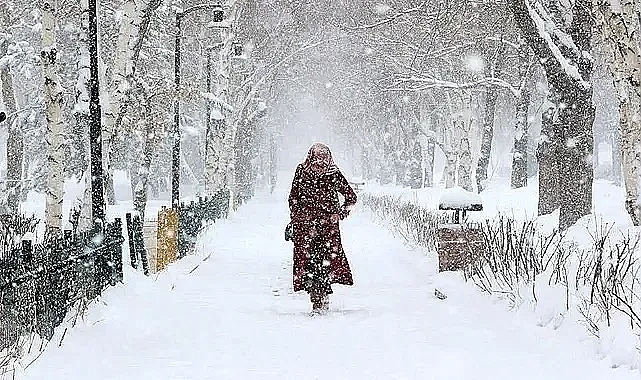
[{"left": 173, "top": 3, "right": 224, "bottom": 209}]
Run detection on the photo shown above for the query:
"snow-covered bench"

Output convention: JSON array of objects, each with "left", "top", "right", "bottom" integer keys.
[{"left": 436, "top": 187, "right": 485, "bottom": 272}]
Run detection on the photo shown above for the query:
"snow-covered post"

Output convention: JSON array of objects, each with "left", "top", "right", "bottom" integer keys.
[{"left": 42, "top": 0, "right": 65, "bottom": 234}]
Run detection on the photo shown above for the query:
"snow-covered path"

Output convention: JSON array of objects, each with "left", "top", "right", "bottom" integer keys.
[{"left": 19, "top": 190, "right": 639, "bottom": 380}]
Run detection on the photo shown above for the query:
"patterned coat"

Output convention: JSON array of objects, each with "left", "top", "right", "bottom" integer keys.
[{"left": 288, "top": 163, "right": 357, "bottom": 292}]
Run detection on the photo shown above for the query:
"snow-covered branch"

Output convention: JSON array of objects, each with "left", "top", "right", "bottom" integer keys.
[
  {"left": 347, "top": 1, "right": 431, "bottom": 30},
  {"left": 525, "top": 0, "right": 590, "bottom": 88}
]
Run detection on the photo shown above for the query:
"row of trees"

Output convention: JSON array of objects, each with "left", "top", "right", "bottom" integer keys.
[
  {"left": 1, "top": 0, "right": 640, "bottom": 231},
  {"left": 260, "top": 0, "right": 639, "bottom": 230},
  {"left": 0, "top": 0, "right": 284, "bottom": 232}
]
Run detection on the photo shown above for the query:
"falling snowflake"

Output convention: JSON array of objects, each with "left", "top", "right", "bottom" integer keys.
[
  {"left": 464, "top": 54, "right": 485, "bottom": 73},
  {"left": 373, "top": 4, "right": 392, "bottom": 14}
]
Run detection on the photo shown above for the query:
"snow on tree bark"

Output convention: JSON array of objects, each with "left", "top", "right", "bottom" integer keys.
[
  {"left": 102, "top": 0, "right": 137, "bottom": 205},
  {"left": 508, "top": 0, "right": 595, "bottom": 230},
  {"left": 203, "top": 1, "right": 246, "bottom": 210},
  {"left": 596, "top": 0, "right": 641, "bottom": 225},
  {"left": 76, "top": 0, "right": 93, "bottom": 232},
  {"left": 0, "top": 38, "right": 22, "bottom": 215},
  {"left": 536, "top": 105, "right": 560, "bottom": 215},
  {"left": 42, "top": 0, "right": 65, "bottom": 234},
  {"left": 458, "top": 137, "right": 473, "bottom": 192}
]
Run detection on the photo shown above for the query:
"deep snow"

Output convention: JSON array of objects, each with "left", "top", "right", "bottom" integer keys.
[{"left": 12, "top": 182, "right": 640, "bottom": 380}]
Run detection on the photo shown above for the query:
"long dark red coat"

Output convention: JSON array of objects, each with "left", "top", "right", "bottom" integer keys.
[{"left": 288, "top": 163, "right": 357, "bottom": 292}]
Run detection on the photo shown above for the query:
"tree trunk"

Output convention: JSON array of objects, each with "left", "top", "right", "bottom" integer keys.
[
  {"left": 611, "top": 129, "right": 622, "bottom": 186},
  {"left": 511, "top": 73, "right": 533, "bottom": 189},
  {"left": 42, "top": 0, "right": 65, "bottom": 234},
  {"left": 269, "top": 134, "right": 277, "bottom": 193},
  {"left": 537, "top": 106, "right": 560, "bottom": 216},
  {"left": 75, "top": 0, "right": 92, "bottom": 232},
  {"left": 102, "top": 0, "right": 137, "bottom": 205},
  {"left": 597, "top": 0, "right": 641, "bottom": 225},
  {"left": 133, "top": 114, "right": 155, "bottom": 222},
  {"left": 509, "top": 0, "right": 595, "bottom": 229},
  {"left": 423, "top": 137, "right": 435, "bottom": 188},
  {"left": 457, "top": 138, "right": 473, "bottom": 192},
  {"left": 0, "top": 39, "right": 22, "bottom": 214},
  {"left": 476, "top": 86, "right": 498, "bottom": 193},
  {"left": 444, "top": 150, "right": 457, "bottom": 188},
  {"left": 619, "top": 95, "right": 641, "bottom": 225},
  {"left": 556, "top": 86, "right": 595, "bottom": 230}
]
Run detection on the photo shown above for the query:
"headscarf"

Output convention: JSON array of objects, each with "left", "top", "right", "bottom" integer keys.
[{"left": 302, "top": 142, "right": 338, "bottom": 176}]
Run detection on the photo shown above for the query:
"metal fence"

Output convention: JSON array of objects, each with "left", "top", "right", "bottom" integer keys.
[
  {"left": 178, "top": 190, "right": 229, "bottom": 258},
  {"left": 0, "top": 218, "right": 125, "bottom": 350}
]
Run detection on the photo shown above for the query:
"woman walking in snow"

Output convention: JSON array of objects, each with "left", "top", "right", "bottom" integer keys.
[{"left": 288, "top": 142, "right": 357, "bottom": 314}]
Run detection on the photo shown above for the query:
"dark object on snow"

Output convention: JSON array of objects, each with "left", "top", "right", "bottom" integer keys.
[
  {"left": 434, "top": 288, "right": 447, "bottom": 300},
  {"left": 0, "top": 112, "right": 6, "bottom": 123},
  {"left": 437, "top": 187, "right": 486, "bottom": 272},
  {"left": 284, "top": 222, "right": 293, "bottom": 241},
  {"left": 288, "top": 143, "right": 357, "bottom": 312}
]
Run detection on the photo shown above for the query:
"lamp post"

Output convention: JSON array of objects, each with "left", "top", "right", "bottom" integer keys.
[{"left": 173, "top": 3, "right": 224, "bottom": 209}]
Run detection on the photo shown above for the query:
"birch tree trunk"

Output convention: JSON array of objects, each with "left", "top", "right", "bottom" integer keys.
[
  {"left": 42, "top": 0, "right": 65, "bottom": 234},
  {"left": 104, "top": 0, "right": 162, "bottom": 206},
  {"left": 611, "top": 129, "right": 622, "bottom": 186},
  {"left": 458, "top": 137, "right": 473, "bottom": 192},
  {"left": 0, "top": 39, "right": 22, "bottom": 214},
  {"left": 442, "top": 118, "right": 459, "bottom": 189},
  {"left": 419, "top": 111, "right": 436, "bottom": 188},
  {"left": 423, "top": 138, "right": 435, "bottom": 187},
  {"left": 202, "top": 1, "right": 244, "bottom": 209},
  {"left": 76, "top": 0, "right": 93, "bottom": 232},
  {"left": 596, "top": 0, "right": 641, "bottom": 225},
  {"left": 103, "top": 0, "right": 137, "bottom": 205},
  {"left": 132, "top": 100, "right": 155, "bottom": 222}
]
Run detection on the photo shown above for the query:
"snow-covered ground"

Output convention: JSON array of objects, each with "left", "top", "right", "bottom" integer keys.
[{"left": 12, "top": 179, "right": 640, "bottom": 379}]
